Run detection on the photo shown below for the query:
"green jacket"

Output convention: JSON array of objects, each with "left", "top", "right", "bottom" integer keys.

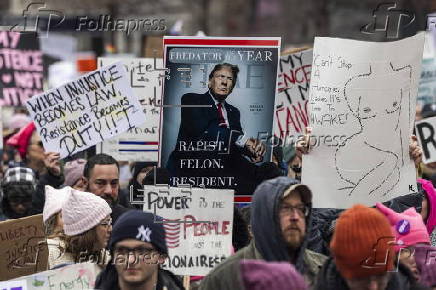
[{"left": 199, "top": 241, "right": 327, "bottom": 290}]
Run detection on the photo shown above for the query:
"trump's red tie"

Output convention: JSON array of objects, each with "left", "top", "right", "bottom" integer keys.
[{"left": 217, "top": 103, "right": 227, "bottom": 128}]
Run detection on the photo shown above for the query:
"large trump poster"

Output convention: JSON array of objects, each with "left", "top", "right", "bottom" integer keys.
[{"left": 159, "top": 37, "right": 281, "bottom": 196}]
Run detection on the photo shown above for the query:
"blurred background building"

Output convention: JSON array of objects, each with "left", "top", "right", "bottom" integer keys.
[{"left": 0, "top": 0, "right": 434, "bottom": 56}]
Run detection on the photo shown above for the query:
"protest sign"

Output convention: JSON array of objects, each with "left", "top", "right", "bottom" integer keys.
[
  {"left": 302, "top": 33, "right": 424, "bottom": 208},
  {"left": 0, "top": 280, "right": 27, "bottom": 290},
  {"left": 139, "top": 186, "right": 233, "bottom": 276},
  {"left": 7, "top": 262, "right": 99, "bottom": 289},
  {"left": 97, "top": 58, "right": 163, "bottom": 162},
  {"left": 275, "top": 48, "right": 312, "bottom": 141},
  {"left": 415, "top": 116, "right": 436, "bottom": 164},
  {"left": 25, "top": 62, "right": 146, "bottom": 159},
  {"left": 418, "top": 58, "right": 436, "bottom": 107},
  {"left": 0, "top": 31, "right": 43, "bottom": 106},
  {"left": 0, "top": 214, "right": 48, "bottom": 281},
  {"left": 160, "top": 37, "right": 281, "bottom": 195}
]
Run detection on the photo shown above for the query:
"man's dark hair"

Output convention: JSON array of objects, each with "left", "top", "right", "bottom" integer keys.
[
  {"left": 208, "top": 63, "right": 240, "bottom": 89},
  {"left": 83, "top": 154, "right": 119, "bottom": 179}
]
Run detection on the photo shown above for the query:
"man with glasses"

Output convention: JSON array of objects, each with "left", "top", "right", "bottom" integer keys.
[
  {"left": 200, "top": 177, "right": 327, "bottom": 290},
  {"left": 95, "top": 210, "right": 184, "bottom": 290}
]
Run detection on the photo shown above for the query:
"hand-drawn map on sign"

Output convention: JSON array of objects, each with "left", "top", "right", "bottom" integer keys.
[
  {"left": 141, "top": 186, "right": 233, "bottom": 276},
  {"left": 302, "top": 33, "right": 424, "bottom": 208},
  {"left": 275, "top": 48, "right": 312, "bottom": 140},
  {"left": 0, "top": 32, "right": 43, "bottom": 106},
  {"left": 160, "top": 37, "right": 280, "bottom": 196},
  {"left": 25, "top": 62, "right": 146, "bottom": 159},
  {"left": 97, "top": 58, "right": 163, "bottom": 162}
]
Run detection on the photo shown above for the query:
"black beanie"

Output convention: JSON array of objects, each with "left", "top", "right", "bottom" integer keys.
[{"left": 109, "top": 210, "right": 168, "bottom": 255}]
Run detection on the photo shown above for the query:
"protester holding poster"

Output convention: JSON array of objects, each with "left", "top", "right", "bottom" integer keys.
[
  {"left": 160, "top": 37, "right": 281, "bottom": 195},
  {"left": 95, "top": 210, "right": 184, "bottom": 290}
]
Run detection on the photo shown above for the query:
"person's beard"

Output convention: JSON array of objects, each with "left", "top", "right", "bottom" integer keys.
[{"left": 283, "top": 225, "right": 304, "bottom": 251}]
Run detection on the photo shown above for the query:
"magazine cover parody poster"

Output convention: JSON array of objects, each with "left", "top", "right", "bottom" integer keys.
[{"left": 160, "top": 37, "right": 281, "bottom": 195}]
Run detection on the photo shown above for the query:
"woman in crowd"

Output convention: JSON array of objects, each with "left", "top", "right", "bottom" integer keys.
[
  {"left": 376, "top": 202, "right": 431, "bottom": 282},
  {"left": 49, "top": 188, "right": 112, "bottom": 269},
  {"left": 0, "top": 167, "right": 37, "bottom": 221},
  {"left": 417, "top": 178, "right": 436, "bottom": 246}
]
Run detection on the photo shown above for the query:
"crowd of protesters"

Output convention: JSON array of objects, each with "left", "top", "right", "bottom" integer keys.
[{"left": 0, "top": 103, "right": 435, "bottom": 290}]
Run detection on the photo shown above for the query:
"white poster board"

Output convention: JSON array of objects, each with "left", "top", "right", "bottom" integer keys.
[
  {"left": 25, "top": 62, "right": 146, "bottom": 159},
  {"left": 416, "top": 116, "right": 436, "bottom": 164},
  {"left": 0, "top": 280, "right": 27, "bottom": 290},
  {"left": 275, "top": 49, "right": 312, "bottom": 140},
  {"left": 141, "top": 186, "right": 233, "bottom": 276},
  {"left": 97, "top": 58, "right": 163, "bottom": 162},
  {"left": 8, "top": 263, "right": 99, "bottom": 289},
  {"left": 302, "top": 33, "right": 424, "bottom": 208}
]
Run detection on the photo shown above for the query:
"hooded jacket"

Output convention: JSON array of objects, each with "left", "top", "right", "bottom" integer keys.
[{"left": 199, "top": 177, "right": 326, "bottom": 290}]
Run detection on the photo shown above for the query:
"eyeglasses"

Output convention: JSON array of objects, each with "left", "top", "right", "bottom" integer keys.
[
  {"left": 99, "top": 218, "right": 112, "bottom": 227},
  {"left": 114, "top": 246, "right": 155, "bottom": 256},
  {"left": 279, "top": 204, "right": 309, "bottom": 217}
]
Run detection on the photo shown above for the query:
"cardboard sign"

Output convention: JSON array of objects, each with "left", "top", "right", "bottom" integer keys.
[
  {"left": 160, "top": 37, "right": 281, "bottom": 195},
  {"left": 302, "top": 33, "right": 424, "bottom": 208},
  {"left": 275, "top": 48, "right": 312, "bottom": 140},
  {"left": 97, "top": 58, "right": 163, "bottom": 162},
  {"left": 25, "top": 62, "right": 146, "bottom": 159},
  {"left": 0, "top": 215, "right": 48, "bottom": 281},
  {"left": 0, "top": 31, "right": 43, "bottom": 106},
  {"left": 141, "top": 186, "right": 234, "bottom": 276},
  {"left": 8, "top": 263, "right": 99, "bottom": 289},
  {"left": 416, "top": 116, "right": 436, "bottom": 164}
]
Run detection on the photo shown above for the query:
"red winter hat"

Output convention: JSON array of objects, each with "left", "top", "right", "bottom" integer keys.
[
  {"left": 6, "top": 122, "right": 36, "bottom": 159},
  {"left": 331, "top": 204, "right": 395, "bottom": 279}
]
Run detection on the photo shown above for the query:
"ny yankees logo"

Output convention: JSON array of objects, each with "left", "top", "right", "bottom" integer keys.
[{"left": 136, "top": 225, "right": 152, "bottom": 242}]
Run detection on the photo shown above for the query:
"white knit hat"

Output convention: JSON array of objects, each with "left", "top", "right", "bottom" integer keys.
[
  {"left": 43, "top": 185, "right": 72, "bottom": 223},
  {"left": 62, "top": 189, "right": 112, "bottom": 236}
]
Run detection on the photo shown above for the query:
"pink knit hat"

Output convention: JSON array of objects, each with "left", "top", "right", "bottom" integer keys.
[
  {"left": 376, "top": 203, "right": 430, "bottom": 251},
  {"left": 62, "top": 189, "right": 112, "bottom": 236},
  {"left": 43, "top": 185, "right": 72, "bottom": 223},
  {"left": 417, "top": 178, "right": 436, "bottom": 235},
  {"left": 240, "top": 260, "right": 307, "bottom": 290},
  {"left": 64, "top": 159, "right": 86, "bottom": 187}
]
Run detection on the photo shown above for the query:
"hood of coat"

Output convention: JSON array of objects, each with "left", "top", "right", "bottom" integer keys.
[{"left": 250, "top": 176, "right": 312, "bottom": 274}]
